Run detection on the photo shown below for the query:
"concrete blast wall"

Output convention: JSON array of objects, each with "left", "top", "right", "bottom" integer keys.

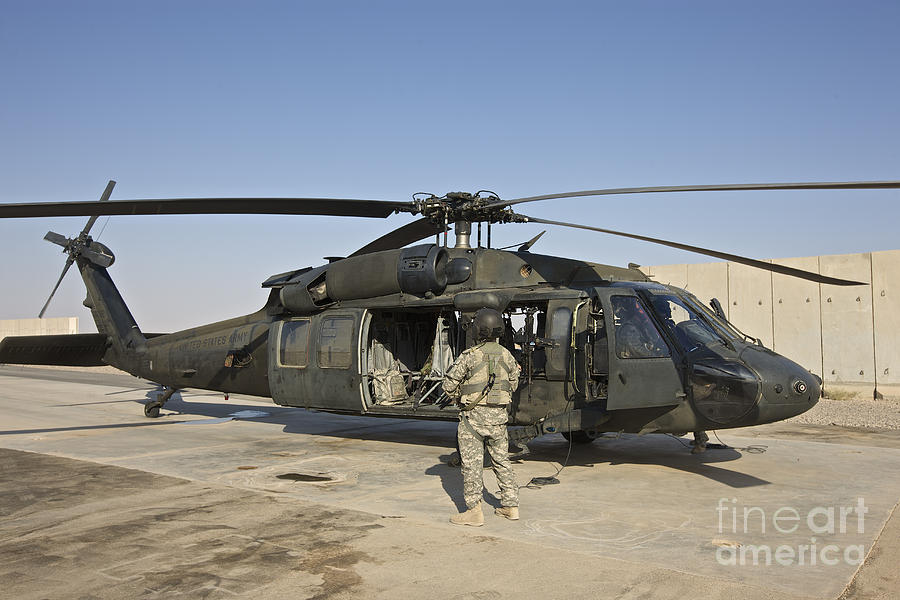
[
  {"left": 0, "top": 317, "right": 78, "bottom": 342},
  {"left": 644, "top": 250, "right": 900, "bottom": 399}
]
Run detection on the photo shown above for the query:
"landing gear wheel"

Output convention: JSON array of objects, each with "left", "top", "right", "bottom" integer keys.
[
  {"left": 143, "top": 386, "right": 178, "bottom": 418},
  {"left": 447, "top": 451, "right": 462, "bottom": 467},
  {"left": 562, "top": 429, "right": 600, "bottom": 444}
]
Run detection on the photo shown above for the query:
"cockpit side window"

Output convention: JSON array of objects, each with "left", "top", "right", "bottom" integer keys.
[{"left": 611, "top": 296, "right": 670, "bottom": 359}]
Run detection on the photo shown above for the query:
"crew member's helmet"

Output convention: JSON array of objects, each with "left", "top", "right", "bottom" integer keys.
[{"left": 471, "top": 308, "right": 504, "bottom": 342}]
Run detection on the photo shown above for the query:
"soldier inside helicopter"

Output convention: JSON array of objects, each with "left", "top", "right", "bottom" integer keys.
[{"left": 364, "top": 304, "right": 551, "bottom": 408}]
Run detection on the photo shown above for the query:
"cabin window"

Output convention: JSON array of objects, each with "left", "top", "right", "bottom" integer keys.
[
  {"left": 547, "top": 306, "right": 572, "bottom": 374},
  {"left": 279, "top": 319, "right": 310, "bottom": 367},
  {"left": 318, "top": 316, "right": 355, "bottom": 368},
  {"left": 611, "top": 296, "right": 670, "bottom": 359}
]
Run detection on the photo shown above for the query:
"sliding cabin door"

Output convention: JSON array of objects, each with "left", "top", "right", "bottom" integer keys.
[{"left": 268, "top": 309, "right": 366, "bottom": 412}]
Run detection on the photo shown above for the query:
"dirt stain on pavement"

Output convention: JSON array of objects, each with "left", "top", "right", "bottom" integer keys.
[{"left": 0, "top": 448, "right": 382, "bottom": 599}]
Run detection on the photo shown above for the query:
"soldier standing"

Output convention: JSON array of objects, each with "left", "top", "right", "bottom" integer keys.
[{"left": 443, "top": 308, "right": 521, "bottom": 526}]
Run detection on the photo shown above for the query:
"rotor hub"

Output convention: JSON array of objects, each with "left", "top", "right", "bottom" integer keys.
[
  {"left": 412, "top": 191, "right": 526, "bottom": 226},
  {"left": 44, "top": 230, "right": 115, "bottom": 268}
]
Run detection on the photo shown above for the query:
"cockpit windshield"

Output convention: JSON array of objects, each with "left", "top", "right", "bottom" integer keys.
[
  {"left": 644, "top": 291, "right": 729, "bottom": 353},
  {"left": 681, "top": 292, "right": 745, "bottom": 342}
]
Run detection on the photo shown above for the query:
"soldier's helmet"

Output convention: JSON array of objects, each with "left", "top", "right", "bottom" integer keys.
[{"left": 471, "top": 308, "right": 504, "bottom": 342}]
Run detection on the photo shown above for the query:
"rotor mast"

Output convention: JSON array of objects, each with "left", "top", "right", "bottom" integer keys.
[{"left": 453, "top": 220, "right": 472, "bottom": 249}]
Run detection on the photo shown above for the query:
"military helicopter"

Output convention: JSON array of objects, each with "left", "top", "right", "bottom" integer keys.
[{"left": 1, "top": 180, "right": 898, "bottom": 450}]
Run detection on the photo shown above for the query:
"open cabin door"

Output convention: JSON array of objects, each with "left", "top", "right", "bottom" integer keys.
[
  {"left": 267, "top": 310, "right": 366, "bottom": 411},
  {"left": 593, "top": 289, "right": 684, "bottom": 410}
]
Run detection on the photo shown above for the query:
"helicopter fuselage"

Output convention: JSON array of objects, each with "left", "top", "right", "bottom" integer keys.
[{"left": 106, "top": 246, "right": 820, "bottom": 438}]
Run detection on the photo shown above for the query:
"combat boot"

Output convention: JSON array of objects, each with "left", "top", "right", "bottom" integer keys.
[
  {"left": 495, "top": 506, "right": 519, "bottom": 520},
  {"left": 691, "top": 431, "right": 709, "bottom": 454},
  {"left": 450, "top": 502, "right": 484, "bottom": 527}
]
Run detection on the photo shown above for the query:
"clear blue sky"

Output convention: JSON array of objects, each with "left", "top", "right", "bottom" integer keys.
[{"left": 1, "top": 1, "right": 898, "bottom": 332}]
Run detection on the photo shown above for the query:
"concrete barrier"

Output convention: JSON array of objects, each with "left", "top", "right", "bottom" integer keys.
[
  {"left": 644, "top": 249, "right": 900, "bottom": 400},
  {"left": 0, "top": 317, "right": 78, "bottom": 342}
]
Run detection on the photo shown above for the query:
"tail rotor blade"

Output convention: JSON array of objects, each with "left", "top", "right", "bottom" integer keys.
[
  {"left": 43, "top": 231, "right": 70, "bottom": 248},
  {"left": 81, "top": 247, "right": 114, "bottom": 268},
  {"left": 38, "top": 257, "right": 75, "bottom": 318},
  {"left": 80, "top": 180, "right": 116, "bottom": 236}
]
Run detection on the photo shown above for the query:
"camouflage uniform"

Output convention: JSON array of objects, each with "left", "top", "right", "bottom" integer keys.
[{"left": 443, "top": 341, "right": 521, "bottom": 510}]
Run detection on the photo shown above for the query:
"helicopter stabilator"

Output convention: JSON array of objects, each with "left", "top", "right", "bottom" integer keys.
[{"left": 1, "top": 179, "right": 898, "bottom": 449}]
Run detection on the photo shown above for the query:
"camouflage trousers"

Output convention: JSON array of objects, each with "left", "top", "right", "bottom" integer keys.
[{"left": 457, "top": 405, "right": 519, "bottom": 510}]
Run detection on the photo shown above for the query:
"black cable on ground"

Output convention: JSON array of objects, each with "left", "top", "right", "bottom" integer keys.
[
  {"left": 524, "top": 433, "right": 572, "bottom": 487},
  {"left": 668, "top": 432, "right": 767, "bottom": 454},
  {"left": 712, "top": 430, "right": 768, "bottom": 454},
  {"left": 667, "top": 433, "right": 692, "bottom": 449},
  {"left": 522, "top": 407, "right": 575, "bottom": 488}
]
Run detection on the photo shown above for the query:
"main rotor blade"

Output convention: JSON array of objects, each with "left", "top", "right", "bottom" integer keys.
[
  {"left": 80, "top": 179, "right": 116, "bottom": 236},
  {"left": 0, "top": 197, "right": 415, "bottom": 219},
  {"left": 38, "top": 256, "right": 75, "bottom": 318},
  {"left": 349, "top": 217, "right": 445, "bottom": 257},
  {"left": 519, "top": 214, "right": 866, "bottom": 286},
  {"left": 491, "top": 181, "right": 900, "bottom": 209}
]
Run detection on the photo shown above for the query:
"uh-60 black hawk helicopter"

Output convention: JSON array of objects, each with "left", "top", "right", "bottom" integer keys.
[{"left": 2, "top": 180, "right": 898, "bottom": 452}]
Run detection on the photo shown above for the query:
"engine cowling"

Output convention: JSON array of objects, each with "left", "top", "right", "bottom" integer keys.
[{"left": 279, "top": 244, "right": 450, "bottom": 313}]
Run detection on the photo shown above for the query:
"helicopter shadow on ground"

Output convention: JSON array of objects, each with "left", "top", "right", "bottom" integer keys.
[
  {"left": 425, "top": 435, "right": 769, "bottom": 512},
  {"left": 524, "top": 435, "right": 769, "bottom": 488},
  {"left": 150, "top": 392, "right": 768, "bottom": 472},
  {"left": 137, "top": 390, "right": 462, "bottom": 449},
  {"left": 132, "top": 392, "right": 769, "bottom": 495}
]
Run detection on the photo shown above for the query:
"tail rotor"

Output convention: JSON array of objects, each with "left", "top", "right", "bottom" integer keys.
[{"left": 38, "top": 180, "right": 117, "bottom": 318}]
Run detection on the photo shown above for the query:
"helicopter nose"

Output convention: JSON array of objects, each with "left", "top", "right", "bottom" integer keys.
[{"left": 742, "top": 346, "right": 821, "bottom": 423}]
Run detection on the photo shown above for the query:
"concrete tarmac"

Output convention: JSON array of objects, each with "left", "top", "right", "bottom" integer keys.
[{"left": 1, "top": 365, "right": 898, "bottom": 599}]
